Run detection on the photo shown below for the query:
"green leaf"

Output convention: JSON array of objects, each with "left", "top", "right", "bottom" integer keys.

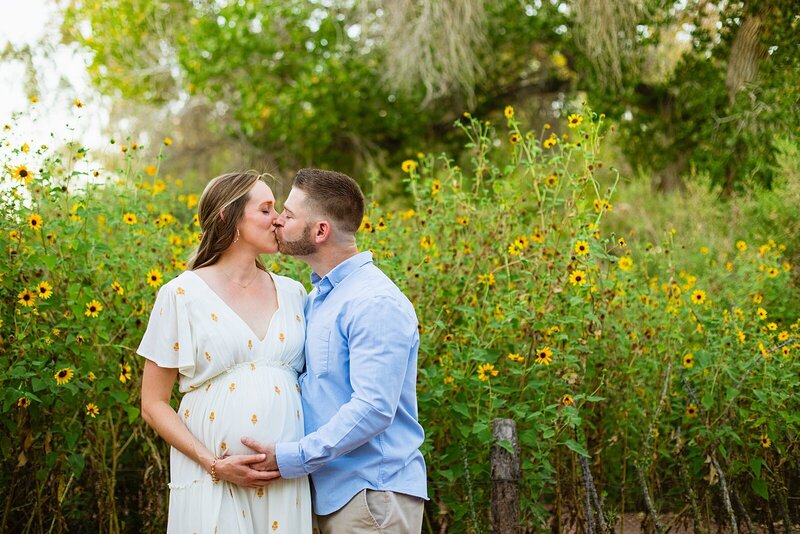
[
  {"left": 751, "top": 478, "right": 769, "bottom": 500},
  {"left": 124, "top": 405, "right": 140, "bottom": 424},
  {"left": 68, "top": 453, "right": 85, "bottom": 477},
  {"left": 750, "top": 458, "right": 763, "bottom": 479},
  {"left": 562, "top": 439, "right": 590, "bottom": 458},
  {"left": 496, "top": 439, "right": 515, "bottom": 455}
]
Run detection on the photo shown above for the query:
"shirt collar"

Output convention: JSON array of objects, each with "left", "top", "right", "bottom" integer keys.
[{"left": 310, "top": 251, "right": 373, "bottom": 288}]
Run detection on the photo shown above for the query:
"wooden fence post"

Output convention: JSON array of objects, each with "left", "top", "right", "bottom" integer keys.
[{"left": 491, "top": 418, "right": 520, "bottom": 534}]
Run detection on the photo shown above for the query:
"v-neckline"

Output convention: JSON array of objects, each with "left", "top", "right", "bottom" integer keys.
[{"left": 186, "top": 270, "right": 281, "bottom": 343}]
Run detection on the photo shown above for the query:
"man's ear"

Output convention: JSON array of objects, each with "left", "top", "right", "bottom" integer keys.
[{"left": 314, "top": 220, "right": 331, "bottom": 243}]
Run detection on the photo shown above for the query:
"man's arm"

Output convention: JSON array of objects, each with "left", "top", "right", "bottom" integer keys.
[{"left": 243, "top": 295, "right": 416, "bottom": 476}]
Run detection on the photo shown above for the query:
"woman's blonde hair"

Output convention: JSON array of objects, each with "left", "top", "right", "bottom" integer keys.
[{"left": 187, "top": 171, "right": 268, "bottom": 271}]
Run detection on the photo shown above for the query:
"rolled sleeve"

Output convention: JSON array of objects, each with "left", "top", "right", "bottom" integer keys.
[{"left": 275, "top": 441, "right": 307, "bottom": 479}]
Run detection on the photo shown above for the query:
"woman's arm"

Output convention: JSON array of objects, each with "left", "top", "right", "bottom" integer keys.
[{"left": 140, "top": 359, "right": 280, "bottom": 488}]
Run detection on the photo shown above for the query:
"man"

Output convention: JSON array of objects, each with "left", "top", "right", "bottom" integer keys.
[{"left": 242, "top": 168, "right": 427, "bottom": 533}]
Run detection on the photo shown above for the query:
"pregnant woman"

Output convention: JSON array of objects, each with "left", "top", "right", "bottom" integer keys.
[{"left": 138, "top": 171, "right": 311, "bottom": 533}]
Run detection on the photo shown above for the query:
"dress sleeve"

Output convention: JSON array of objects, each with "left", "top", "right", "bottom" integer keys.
[{"left": 136, "top": 283, "right": 196, "bottom": 378}]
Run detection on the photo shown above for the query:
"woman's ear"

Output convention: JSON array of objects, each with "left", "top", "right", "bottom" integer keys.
[{"left": 219, "top": 208, "right": 226, "bottom": 221}]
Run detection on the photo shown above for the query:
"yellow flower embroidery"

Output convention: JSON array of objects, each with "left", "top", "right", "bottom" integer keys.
[
  {"left": 209, "top": 411, "right": 215, "bottom": 422},
  {"left": 251, "top": 414, "right": 258, "bottom": 424},
  {"left": 205, "top": 352, "right": 212, "bottom": 361},
  {"left": 257, "top": 487, "right": 264, "bottom": 498},
  {"left": 248, "top": 340, "right": 253, "bottom": 350},
  {"left": 220, "top": 441, "right": 227, "bottom": 452},
  {"left": 173, "top": 342, "right": 180, "bottom": 352},
  {"left": 205, "top": 383, "right": 212, "bottom": 392},
  {"left": 211, "top": 313, "right": 218, "bottom": 321},
  {"left": 274, "top": 386, "right": 281, "bottom": 394},
  {"left": 279, "top": 332, "right": 285, "bottom": 342},
  {"left": 295, "top": 314, "right": 301, "bottom": 322},
  {"left": 229, "top": 383, "right": 236, "bottom": 392},
  {"left": 183, "top": 409, "right": 190, "bottom": 419},
  {"left": 272, "top": 521, "right": 278, "bottom": 531},
  {"left": 176, "top": 287, "right": 185, "bottom": 295},
  {"left": 295, "top": 384, "right": 301, "bottom": 393},
  {"left": 250, "top": 363, "right": 256, "bottom": 371}
]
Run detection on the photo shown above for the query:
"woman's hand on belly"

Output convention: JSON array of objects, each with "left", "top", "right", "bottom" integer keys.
[{"left": 215, "top": 453, "right": 282, "bottom": 488}]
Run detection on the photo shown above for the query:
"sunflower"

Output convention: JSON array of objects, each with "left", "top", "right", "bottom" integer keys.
[
  {"left": 535, "top": 346, "right": 553, "bottom": 365},
  {"left": 85, "top": 403, "right": 100, "bottom": 418},
  {"left": 777, "top": 331, "right": 788, "bottom": 341},
  {"left": 17, "top": 289, "right": 36, "bottom": 307},
  {"left": 752, "top": 293, "right": 763, "bottom": 304},
  {"left": 760, "top": 435, "right": 771, "bottom": 448},
  {"left": 509, "top": 133, "right": 521, "bottom": 145},
  {"left": 54, "top": 367, "right": 74, "bottom": 385},
  {"left": 736, "top": 240, "right": 747, "bottom": 252},
  {"left": 17, "top": 397, "right": 31, "bottom": 408},
  {"left": 569, "top": 270, "right": 587, "bottom": 286},
  {"left": 682, "top": 353, "right": 694, "bottom": 368},
  {"left": 164, "top": 136, "right": 173, "bottom": 146},
  {"left": 767, "top": 322, "right": 777, "bottom": 331},
  {"left": 504, "top": 105, "right": 514, "bottom": 119},
  {"left": 431, "top": 179, "right": 441, "bottom": 195},
  {"left": 507, "top": 353, "right": 524, "bottom": 363},
  {"left": 757, "top": 307, "right": 768, "bottom": 320},
  {"left": 767, "top": 267, "right": 779, "bottom": 278},
  {"left": 531, "top": 227, "right": 545, "bottom": 243},
  {"left": 401, "top": 160, "right": 417, "bottom": 173},
  {"left": 123, "top": 213, "right": 137, "bottom": 225},
  {"left": 508, "top": 242, "right": 522, "bottom": 256},
  {"left": 146, "top": 268, "right": 163, "bottom": 288},
  {"left": 478, "top": 273, "right": 495, "bottom": 286},
  {"left": 545, "top": 174, "right": 558, "bottom": 187},
  {"left": 617, "top": 237, "right": 627, "bottom": 248},
  {"left": 691, "top": 290, "right": 706, "bottom": 304},
  {"left": 119, "top": 362, "right": 132, "bottom": 384},
  {"left": 85, "top": 299, "right": 103, "bottom": 318},
  {"left": 37, "top": 281, "right": 53, "bottom": 300},
  {"left": 567, "top": 114, "right": 583, "bottom": 128},
  {"left": 456, "top": 216, "right": 469, "bottom": 226},
  {"left": 543, "top": 135, "right": 557, "bottom": 149},
  {"left": 561, "top": 394, "right": 574, "bottom": 406},
  {"left": 28, "top": 213, "right": 43, "bottom": 230},
  {"left": 477, "top": 363, "right": 498, "bottom": 381},
  {"left": 11, "top": 164, "right": 33, "bottom": 184},
  {"left": 685, "top": 404, "right": 698, "bottom": 418},
  {"left": 782, "top": 346, "right": 791, "bottom": 357},
  {"left": 618, "top": 256, "right": 633, "bottom": 271},
  {"left": 574, "top": 240, "right": 589, "bottom": 256}
]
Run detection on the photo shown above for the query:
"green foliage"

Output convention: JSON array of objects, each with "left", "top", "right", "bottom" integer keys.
[{"left": 2, "top": 103, "right": 799, "bottom": 532}]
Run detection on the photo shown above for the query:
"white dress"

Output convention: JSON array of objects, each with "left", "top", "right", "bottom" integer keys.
[{"left": 137, "top": 270, "right": 312, "bottom": 534}]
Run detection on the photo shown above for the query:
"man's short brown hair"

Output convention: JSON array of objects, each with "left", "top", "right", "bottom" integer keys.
[{"left": 293, "top": 168, "right": 365, "bottom": 233}]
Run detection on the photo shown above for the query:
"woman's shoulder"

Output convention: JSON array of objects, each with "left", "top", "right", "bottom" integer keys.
[
  {"left": 271, "top": 272, "right": 308, "bottom": 298},
  {"left": 157, "top": 271, "right": 196, "bottom": 295}
]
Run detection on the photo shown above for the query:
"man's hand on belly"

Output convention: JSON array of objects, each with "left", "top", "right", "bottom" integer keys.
[{"left": 240, "top": 437, "right": 279, "bottom": 471}]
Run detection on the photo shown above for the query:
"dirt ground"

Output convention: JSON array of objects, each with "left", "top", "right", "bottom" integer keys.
[{"left": 550, "top": 512, "right": 800, "bottom": 533}]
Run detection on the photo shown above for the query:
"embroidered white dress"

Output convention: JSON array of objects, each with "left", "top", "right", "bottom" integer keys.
[{"left": 137, "top": 270, "right": 312, "bottom": 534}]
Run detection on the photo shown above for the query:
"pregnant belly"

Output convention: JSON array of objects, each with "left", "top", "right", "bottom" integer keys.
[{"left": 179, "top": 364, "right": 304, "bottom": 457}]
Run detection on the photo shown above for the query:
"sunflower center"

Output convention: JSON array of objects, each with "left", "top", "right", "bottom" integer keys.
[
  {"left": 58, "top": 370, "right": 67, "bottom": 378},
  {"left": 19, "top": 169, "right": 28, "bottom": 177}
]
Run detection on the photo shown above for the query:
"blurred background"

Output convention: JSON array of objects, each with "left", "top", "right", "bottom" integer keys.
[{"left": 3, "top": 0, "right": 797, "bottom": 196}]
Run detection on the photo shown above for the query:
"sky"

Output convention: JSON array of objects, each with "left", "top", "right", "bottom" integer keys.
[{"left": 0, "top": 0, "right": 108, "bottom": 152}]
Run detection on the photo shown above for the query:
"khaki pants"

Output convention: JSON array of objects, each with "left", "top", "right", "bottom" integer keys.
[{"left": 315, "top": 489, "right": 424, "bottom": 534}]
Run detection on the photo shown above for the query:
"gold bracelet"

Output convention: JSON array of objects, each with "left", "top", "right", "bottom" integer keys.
[{"left": 210, "top": 456, "right": 221, "bottom": 483}]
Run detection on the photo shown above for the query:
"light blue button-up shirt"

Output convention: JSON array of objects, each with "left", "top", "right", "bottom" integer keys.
[{"left": 275, "top": 251, "right": 428, "bottom": 515}]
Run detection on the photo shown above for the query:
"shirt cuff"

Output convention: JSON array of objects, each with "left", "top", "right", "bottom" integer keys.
[{"left": 275, "top": 441, "right": 307, "bottom": 479}]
